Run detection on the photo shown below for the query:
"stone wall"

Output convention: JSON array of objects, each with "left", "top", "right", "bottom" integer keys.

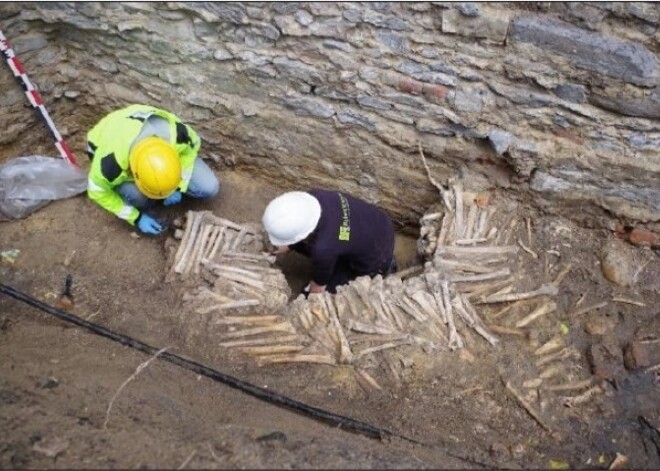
[{"left": 1, "top": 2, "right": 658, "bottom": 229}]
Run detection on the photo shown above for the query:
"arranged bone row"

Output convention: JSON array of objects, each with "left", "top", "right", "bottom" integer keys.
[
  {"left": 208, "top": 182, "right": 516, "bottom": 378},
  {"left": 212, "top": 271, "right": 502, "bottom": 389},
  {"left": 171, "top": 187, "right": 593, "bottom": 403},
  {"left": 414, "top": 177, "right": 602, "bottom": 416},
  {"left": 170, "top": 211, "right": 290, "bottom": 314}
]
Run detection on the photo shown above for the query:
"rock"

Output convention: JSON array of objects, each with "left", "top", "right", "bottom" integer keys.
[
  {"left": 628, "top": 229, "right": 659, "bottom": 247},
  {"left": 322, "top": 40, "right": 352, "bottom": 53},
  {"left": 455, "top": 3, "right": 481, "bottom": 17},
  {"left": 357, "top": 95, "right": 392, "bottom": 111},
  {"left": 32, "top": 437, "right": 69, "bottom": 458},
  {"left": 377, "top": 30, "right": 409, "bottom": 53},
  {"left": 511, "top": 443, "right": 525, "bottom": 459},
  {"left": 273, "top": 2, "right": 299, "bottom": 15},
  {"left": 421, "top": 83, "right": 449, "bottom": 101},
  {"left": 441, "top": 9, "right": 510, "bottom": 43},
  {"left": 623, "top": 341, "right": 651, "bottom": 369},
  {"left": 250, "top": 24, "right": 280, "bottom": 41},
  {"left": 272, "top": 57, "right": 323, "bottom": 84},
  {"left": 12, "top": 33, "right": 48, "bottom": 54},
  {"left": 64, "top": 90, "right": 80, "bottom": 99},
  {"left": 452, "top": 86, "right": 486, "bottom": 112},
  {"left": 564, "top": 3, "right": 608, "bottom": 30},
  {"left": 395, "top": 59, "right": 427, "bottom": 76},
  {"left": 488, "top": 129, "right": 513, "bottom": 155},
  {"left": 600, "top": 240, "right": 636, "bottom": 287},
  {"left": 282, "top": 97, "right": 335, "bottom": 119},
  {"left": 309, "top": 18, "right": 347, "bottom": 37},
  {"left": 553, "top": 84, "right": 587, "bottom": 103},
  {"left": 41, "top": 377, "right": 59, "bottom": 389},
  {"left": 530, "top": 170, "right": 660, "bottom": 224},
  {"left": 256, "top": 431, "right": 287, "bottom": 443},
  {"left": 361, "top": 10, "right": 408, "bottom": 31},
  {"left": 510, "top": 16, "right": 659, "bottom": 87},
  {"left": 337, "top": 108, "right": 377, "bottom": 132},
  {"left": 342, "top": 9, "right": 362, "bottom": 23},
  {"left": 416, "top": 71, "right": 457, "bottom": 87},
  {"left": 202, "top": 3, "right": 247, "bottom": 24},
  {"left": 294, "top": 9, "right": 313, "bottom": 26},
  {"left": 489, "top": 442, "right": 510, "bottom": 460},
  {"left": 590, "top": 92, "right": 660, "bottom": 119},
  {"left": 584, "top": 316, "right": 617, "bottom": 336},
  {"left": 624, "top": 316, "right": 660, "bottom": 369},
  {"left": 588, "top": 336, "right": 625, "bottom": 381},
  {"left": 628, "top": 134, "right": 660, "bottom": 151},
  {"left": 213, "top": 49, "right": 233, "bottom": 61}
]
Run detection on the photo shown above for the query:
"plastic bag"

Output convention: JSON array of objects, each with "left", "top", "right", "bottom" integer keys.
[{"left": 0, "top": 156, "right": 87, "bottom": 221}]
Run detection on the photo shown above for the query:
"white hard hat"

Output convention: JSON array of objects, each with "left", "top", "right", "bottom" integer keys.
[{"left": 262, "top": 191, "right": 322, "bottom": 246}]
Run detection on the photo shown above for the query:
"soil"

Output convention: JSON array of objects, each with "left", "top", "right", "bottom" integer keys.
[{"left": 1, "top": 168, "right": 659, "bottom": 469}]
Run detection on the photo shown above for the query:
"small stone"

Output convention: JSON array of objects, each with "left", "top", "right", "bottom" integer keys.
[
  {"left": 584, "top": 316, "right": 617, "bottom": 336},
  {"left": 64, "top": 90, "right": 79, "bottom": 99},
  {"left": 33, "top": 436, "right": 69, "bottom": 458},
  {"left": 256, "top": 431, "right": 287, "bottom": 443},
  {"left": 623, "top": 341, "right": 650, "bottom": 370},
  {"left": 553, "top": 83, "right": 587, "bottom": 103},
  {"left": 339, "top": 71, "right": 357, "bottom": 82},
  {"left": 41, "top": 377, "right": 59, "bottom": 389},
  {"left": 13, "top": 34, "right": 48, "bottom": 54},
  {"left": 601, "top": 240, "right": 638, "bottom": 287},
  {"left": 422, "top": 83, "right": 449, "bottom": 100},
  {"left": 588, "top": 337, "right": 625, "bottom": 381},
  {"left": 213, "top": 49, "right": 233, "bottom": 61},
  {"left": 628, "top": 229, "right": 658, "bottom": 247},
  {"left": 452, "top": 86, "right": 485, "bottom": 112},
  {"left": 130, "top": 232, "right": 141, "bottom": 239},
  {"left": 455, "top": 3, "right": 481, "bottom": 17},
  {"left": 489, "top": 442, "right": 509, "bottom": 460},
  {"left": 294, "top": 9, "right": 313, "bottom": 26},
  {"left": 511, "top": 444, "right": 525, "bottom": 458},
  {"left": 488, "top": 129, "right": 514, "bottom": 155}
]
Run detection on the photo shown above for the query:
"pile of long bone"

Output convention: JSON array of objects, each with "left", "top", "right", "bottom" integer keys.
[
  {"left": 168, "top": 210, "right": 290, "bottom": 314},
  {"left": 417, "top": 180, "right": 567, "bottom": 337},
  {"left": 207, "top": 182, "right": 520, "bottom": 377},
  {"left": 168, "top": 177, "right": 568, "bottom": 389}
]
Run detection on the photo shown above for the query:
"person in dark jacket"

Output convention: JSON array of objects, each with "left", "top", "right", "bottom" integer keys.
[{"left": 262, "top": 189, "right": 396, "bottom": 294}]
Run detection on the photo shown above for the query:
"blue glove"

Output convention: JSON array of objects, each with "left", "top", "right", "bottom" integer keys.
[
  {"left": 136, "top": 213, "right": 164, "bottom": 235},
  {"left": 163, "top": 190, "right": 182, "bottom": 207}
]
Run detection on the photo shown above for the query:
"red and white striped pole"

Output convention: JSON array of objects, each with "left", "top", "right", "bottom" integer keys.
[{"left": 0, "top": 29, "right": 78, "bottom": 166}]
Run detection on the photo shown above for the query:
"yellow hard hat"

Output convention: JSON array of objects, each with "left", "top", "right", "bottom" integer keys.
[{"left": 129, "top": 137, "right": 181, "bottom": 199}]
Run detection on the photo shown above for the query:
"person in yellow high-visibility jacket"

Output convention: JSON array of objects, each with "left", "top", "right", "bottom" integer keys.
[{"left": 86, "top": 104, "right": 219, "bottom": 234}]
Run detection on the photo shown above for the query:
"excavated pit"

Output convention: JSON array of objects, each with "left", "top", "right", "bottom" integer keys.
[{"left": 1, "top": 3, "right": 660, "bottom": 469}]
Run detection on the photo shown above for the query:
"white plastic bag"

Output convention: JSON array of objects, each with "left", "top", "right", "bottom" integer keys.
[{"left": 0, "top": 156, "right": 87, "bottom": 220}]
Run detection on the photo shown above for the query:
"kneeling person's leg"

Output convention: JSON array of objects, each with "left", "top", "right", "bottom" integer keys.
[
  {"left": 185, "top": 158, "right": 220, "bottom": 200},
  {"left": 116, "top": 182, "right": 155, "bottom": 210}
]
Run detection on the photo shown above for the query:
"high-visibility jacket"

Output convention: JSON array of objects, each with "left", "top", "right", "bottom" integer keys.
[{"left": 86, "top": 104, "right": 201, "bottom": 225}]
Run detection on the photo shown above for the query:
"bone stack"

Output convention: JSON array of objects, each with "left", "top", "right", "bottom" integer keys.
[
  {"left": 217, "top": 269, "right": 501, "bottom": 384},
  {"left": 170, "top": 210, "right": 290, "bottom": 316}
]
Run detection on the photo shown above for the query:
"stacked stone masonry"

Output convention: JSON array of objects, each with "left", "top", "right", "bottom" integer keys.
[{"left": 0, "top": 2, "right": 658, "bottom": 229}]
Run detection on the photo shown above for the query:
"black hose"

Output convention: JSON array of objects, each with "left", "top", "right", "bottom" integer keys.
[
  {"left": 0, "top": 282, "right": 488, "bottom": 467},
  {"left": 0, "top": 282, "right": 389, "bottom": 439}
]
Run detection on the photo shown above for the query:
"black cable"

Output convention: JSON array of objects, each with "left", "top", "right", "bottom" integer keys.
[{"left": 0, "top": 282, "right": 488, "bottom": 467}]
